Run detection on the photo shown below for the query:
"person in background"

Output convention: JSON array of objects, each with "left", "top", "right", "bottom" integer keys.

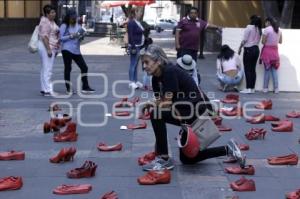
[
  {"left": 59, "top": 9, "right": 95, "bottom": 94},
  {"left": 176, "top": 54, "right": 199, "bottom": 86},
  {"left": 239, "top": 15, "right": 262, "bottom": 94},
  {"left": 216, "top": 45, "right": 243, "bottom": 92},
  {"left": 38, "top": 5, "right": 60, "bottom": 96},
  {"left": 127, "top": 9, "right": 144, "bottom": 90},
  {"left": 260, "top": 17, "right": 282, "bottom": 94}
]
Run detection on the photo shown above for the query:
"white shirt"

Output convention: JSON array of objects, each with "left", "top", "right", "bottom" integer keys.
[{"left": 216, "top": 53, "right": 241, "bottom": 73}]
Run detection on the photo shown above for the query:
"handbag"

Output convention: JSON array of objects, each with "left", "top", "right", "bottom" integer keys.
[{"left": 28, "top": 25, "right": 39, "bottom": 53}]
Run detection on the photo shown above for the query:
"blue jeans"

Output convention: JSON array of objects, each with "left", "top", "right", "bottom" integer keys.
[
  {"left": 143, "top": 70, "right": 151, "bottom": 88},
  {"left": 263, "top": 65, "right": 278, "bottom": 89},
  {"left": 129, "top": 47, "right": 140, "bottom": 82},
  {"left": 217, "top": 69, "right": 243, "bottom": 86}
]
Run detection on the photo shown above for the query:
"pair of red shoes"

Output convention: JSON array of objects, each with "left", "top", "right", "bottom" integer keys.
[
  {"left": 101, "top": 190, "right": 118, "bottom": 199},
  {"left": 0, "top": 151, "right": 25, "bottom": 160},
  {"left": 49, "top": 147, "right": 76, "bottom": 163},
  {"left": 225, "top": 165, "right": 255, "bottom": 175},
  {"left": 0, "top": 176, "right": 23, "bottom": 191},
  {"left": 220, "top": 94, "right": 239, "bottom": 104},
  {"left": 246, "top": 113, "right": 280, "bottom": 124},
  {"left": 97, "top": 143, "right": 122, "bottom": 151},
  {"left": 138, "top": 169, "right": 171, "bottom": 185},
  {"left": 271, "top": 120, "right": 293, "bottom": 132},
  {"left": 255, "top": 99, "right": 272, "bottom": 109},
  {"left": 53, "top": 184, "right": 92, "bottom": 195},
  {"left": 53, "top": 122, "right": 78, "bottom": 142},
  {"left": 127, "top": 121, "right": 147, "bottom": 130},
  {"left": 268, "top": 154, "right": 298, "bottom": 165},
  {"left": 43, "top": 114, "right": 72, "bottom": 133},
  {"left": 221, "top": 106, "right": 243, "bottom": 117},
  {"left": 286, "top": 111, "right": 300, "bottom": 118},
  {"left": 114, "top": 97, "right": 140, "bottom": 108},
  {"left": 230, "top": 176, "right": 256, "bottom": 192},
  {"left": 245, "top": 128, "right": 267, "bottom": 140},
  {"left": 67, "top": 160, "right": 97, "bottom": 178},
  {"left": 286, "top": 189, "right": 300, "bottom": 199}
]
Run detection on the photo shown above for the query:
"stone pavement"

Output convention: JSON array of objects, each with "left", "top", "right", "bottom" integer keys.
[{"left": 0, "top": 31, "right": 300, "bottom": 199}]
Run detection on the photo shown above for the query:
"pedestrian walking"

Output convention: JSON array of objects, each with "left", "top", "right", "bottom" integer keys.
[
  {"left": 175, "top": 7, "right": 220, "bottom": 84},
  {"left": 216, "top": 45, "right": 243, "bottom": 92},
  {"left": 38, "top": 5, "right": 60, "bottom": 96},
  {"left": 140, "top": 44, "right": 245, "bottom": 170},
  {"left": 239, "top": 15, "right": 262, "bottom": 94},
  {"left": 127, "top": 9, "right": 144, "bottom": 90},
  {"left": 260, "top": 17, "right": 282, "bottom": 94},
  {"left": 59, "top": 9, "right": 95, "bottom": 94}
]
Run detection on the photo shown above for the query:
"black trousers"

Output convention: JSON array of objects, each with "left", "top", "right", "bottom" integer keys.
[
  {"left": 243, "top": 46, "right": 259, "bottom": 89},
  {"left": 61, "top": 50, "right": 90, "bottom": 91},
  {"left": 150, "top": 106, "right": 227, "bottom": 164}
]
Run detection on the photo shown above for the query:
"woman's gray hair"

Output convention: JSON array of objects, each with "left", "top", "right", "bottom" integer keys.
[{"left": 140, "top": 44, "right": 169, "bottom": 65}]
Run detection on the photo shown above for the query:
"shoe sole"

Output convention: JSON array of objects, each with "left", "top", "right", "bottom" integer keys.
[
  {"left": 142, "top": 164, "right": 174, "bottom": 171},
  {"left": 81, "top": 91, "right": 95, "bottom": 94}
]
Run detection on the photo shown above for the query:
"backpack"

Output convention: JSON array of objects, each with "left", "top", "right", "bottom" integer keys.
[{"left": 28, "top": 25, "right": 39, "bottom": 53}]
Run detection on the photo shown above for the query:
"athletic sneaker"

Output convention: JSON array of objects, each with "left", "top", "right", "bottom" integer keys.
[
  {"left": 142, "top": 157, "right": 174, "bottom": 171},
  {"left": 227, "top": 138, "right": 246, "bottom": 168},
  {"left": 135, "top": 81, "right": 143, "bottom": 89},
  {"left": 82, "top": 88, "right": 95, "bottom": 94},
  {"left": 129, "top": 82, "right": 138, "bottom": 90},
  {"left": 240, "top": 89, "right": 252, "bottom": 94}
]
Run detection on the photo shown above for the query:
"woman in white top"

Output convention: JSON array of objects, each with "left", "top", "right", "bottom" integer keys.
[
  {"left": 216, "top": 45, "right": 243, "bottom": 92},
  {"left": 239, "top": 15, "right": 262, "bottom": 94}
]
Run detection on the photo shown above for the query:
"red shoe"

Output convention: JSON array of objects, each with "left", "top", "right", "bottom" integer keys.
[
  {"left": 114, "top": 111, "right": 130, "bottom": 117},
  {"left": 138, "top": 151, "right": 156, "bottom": 165},
  {"left": 217, "top": 124, "right": 232, "bottom": 132},
  {"left": 114, "top": 97, "right": 130, "bottom": 108},
  {"left": 97, "top": 143, "right": 122, "bottom": 151},
  {"left": 230, "top": 176, "right": 256, "bottom": 192},
  {"left": 264, "top": 115, "right": 280, "bottom": 121},
  {"left": 212, "top": 116, "right": 222, "bottom": 126},
  {"left": 255, "top": 99, "right": 272, "bottom": 109},
  {"left": 127, "top": 121, "right": 147, "bottom": 130},
  {"left": 67, "top": 161, "right": 97, "bottom": 178},
  {"left": 0, "top": 176, "right": 23, "bottom": 191},
  {"left": 129, "top": 96, "right": 140, "bottom": 106},
  {"left": 53, "top": 132, "right": 78, "bottom": 142},
  {"left": 221, "top": 106, "right": 243, "bottom": 117},
  {"left": 225, "top": 165, "right": 255, "bottom": 175},
  {"left": 138, "top": 112, "right": 151, "bottom": 120},
  {"left": 268, "top": 153, "right": 298, "bottom": 165},
  {"left": 0, "top": 151, "right": 25, "bottom": 160},
  {"left": 238, "top": 144, "right": 250, "bottom": 151},
  {"left": 43, "top": 119, "right": 60, "bottom": 133},
  {"left": 137, "top": 169, "right": 171, "bottom": 185},
  {"left": 246, "top": 114, "right": 265, "bottom": 124},
  {"left": 245, "top": 128, "right": 266, "bottom": 140},
  {"left": 221, "top": 94, "right": 239, "bottom": 104},
  {"left": 53, "top": 184, "right": 92, "bottom": 195},
  {"left": 271, "top": 120, "right": 293, "bottom": 132},
  {"left": 286, "top": 189, "right": 300, "bottom": 199},
  {"left": 286, "top": 111, "right": 300, "bottom": 118},
  {"left": 101, "top": 190, "right": 118, "bottom": 199},
  {"left": 49, "top": 147, "right": 76, "bottom": 163}
]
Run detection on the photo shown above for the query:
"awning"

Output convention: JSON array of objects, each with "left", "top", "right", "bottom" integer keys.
[{"left": 101, "top": 0, "right": 155, "bottom": 8}]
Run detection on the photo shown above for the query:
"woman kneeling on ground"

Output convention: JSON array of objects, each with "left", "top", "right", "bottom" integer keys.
[{"left": 140, "top": 44, "right": 245, "bottom": 171}]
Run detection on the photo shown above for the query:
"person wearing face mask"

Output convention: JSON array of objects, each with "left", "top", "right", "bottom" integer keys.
[
  {"left": 38, "top": 5, "right": 60, "bottom": 96},
  {"left": 175, "top": 7, "right": 220, "bottom": 85},
  {"left": 59, "top": 9, "right": 95, "bottom": 95}
]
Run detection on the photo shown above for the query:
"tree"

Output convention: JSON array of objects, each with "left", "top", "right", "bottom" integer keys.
[{"left": 261, "top": 0, "right": 295, "bottom": 28}]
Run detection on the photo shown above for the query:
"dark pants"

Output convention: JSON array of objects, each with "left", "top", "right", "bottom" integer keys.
[
  {"left": 177, "top": 48, "right": 201, "bottom": 84},
  {"left": 61, "top": 50, "right": 90, "bottom": 91},
  {"left": 150, "top": 105, "right": 227, "bottom": 164},
  {"left": 243, "top": 46, "right": 259, "bottom": 89}
]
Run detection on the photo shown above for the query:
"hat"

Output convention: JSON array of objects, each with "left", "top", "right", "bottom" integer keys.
[{"left": 177, "top": 55, "right": 196, "bottom": 72}]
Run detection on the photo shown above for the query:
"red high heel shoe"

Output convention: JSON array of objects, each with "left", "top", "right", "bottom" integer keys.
[
  {"left": 255, "top": 99, "right": 272, "bottom": 109},
  {"left": 245, "top": 128, "right": 267, "bottom": 140},
  {"left": 271, "top": 120, "right": 293, "bottom": 132},
  {"left": 49, "top": 147, "right": 76, "bottom": 163},
  {"left": 67, "top": 161, "right": 97, "bottom": 178},
  {"left": 97, "top": 143, "right": 122, "bottom": 151},
  {"left": 53, "top": 122, "right": 78, "bottom": 142}
]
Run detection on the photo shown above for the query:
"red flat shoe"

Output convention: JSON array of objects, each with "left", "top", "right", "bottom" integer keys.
[
  {"left": 0, "top": 176, "right": 23, "bottom": 191},
  {"left": 212, "top": 116, "right": 222, "bottom": 126},
  {"left": 230, "top": 176, "right": 256, "bottom": 192},
  {"left": 97, "top": 143, "right": 122, "bottom": 151},
  {"left": 137, "top": 169, "right": 171, "bottom": 185},
  {"left": 127, "top": 121, "right": 147, "bottom": 130},
  {"left": 138, "top": 112, "right": 151, "bottom": 120},
  {"left": 53, "top": 184, "right": 92, "bottom": 195},
  {"left": 264, "top": 115, "right": 280, "bottom": 121},
  {"left": 221, "top": 106, "right": 243, "bottom": 117},
  {"left": 255, "top": 99, "right": 272, "bottom": 110},
  {"left": 246, "top": 114, "right": 265, "bottom": 124},
  {"left": 67, "top": 161, "right": 97, "bottom": 178},
  {"left": 225, "top": 165, "right": 255, "bottom": 175},
  {"left": 217, "top": 124, "right": 232, "bottom": 132},
  {"left": 271, "top": 120, "right": 293, "bottom": 132},
  {"left": 114, "top": 111, "right": 130, "bottom": 117},
  {"left": 0, "top": 151, "right": 25, "bottom": 160},
  {"left": 286, "top": 189, "right": 300, "bottom": 199},
  {"left": 101, "top": 190, "right": 118, "bottom": 199},
  {"left": 138, "top": 151, "right": 156, "bottom": 165},
  {"left": 286, "top": 111, "right": 300, "bottom": 118},
  {"left": 238, "top": 144, "right": 250, "bottom": 151},
  {"left": 221, "top": 94, "right": 239, "bottom": 104},
  {"left": 268, "top": 154, "right": 298, "bottom": 165}
]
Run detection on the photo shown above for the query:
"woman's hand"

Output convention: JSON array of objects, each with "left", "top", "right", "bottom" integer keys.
[{"left": 47, "top": 49, "right": 52, "bottom": 57}]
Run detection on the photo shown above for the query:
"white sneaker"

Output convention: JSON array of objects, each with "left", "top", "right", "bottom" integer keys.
[
  {"left": 250, "top": 89, "right": 255, "bottom": 93},
  {"left": 240, "top": 89, "right": 251, "bottom": 94},
  {"left": 274, "top": 88, "right": 279, "bottom": 94},
  {"left": 262, "top": 88, "right": 268, "bottom": 93},
  {"left": 129, "top": 82, "right": 138, "bottom": 89},
  {"left": 135, "top": 81, "right": 143, "bottom": 89}
]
